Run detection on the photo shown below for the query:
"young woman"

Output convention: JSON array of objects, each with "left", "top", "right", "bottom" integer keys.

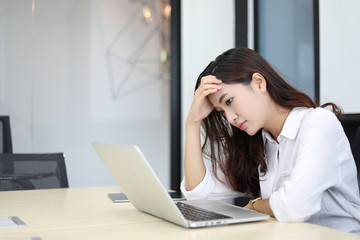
[{"left": 180, "top": 47, "right": 360, "bottom": 233}]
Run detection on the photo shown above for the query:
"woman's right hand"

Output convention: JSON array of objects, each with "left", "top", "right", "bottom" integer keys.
[
  {"left": 183, "top": 76, "right": 221, "bottom": 191},
  {"left": 186, "top": 75, "right": 222, "bottom": 125}
]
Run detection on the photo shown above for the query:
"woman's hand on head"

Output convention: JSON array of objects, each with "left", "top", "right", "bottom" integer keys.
[{"left": 186, "top": 75, "right": 222, "bottom": 125}]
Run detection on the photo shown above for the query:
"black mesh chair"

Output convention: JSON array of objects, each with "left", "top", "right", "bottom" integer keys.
[
  {"left": 0, "top": 153, "right": 68, "bottom": 191},
  {"left": 0, "top": 116, "right": 13, "bottom": 153},
  {"left": 340, "top": 115, "right": 360, "bottom": 188},
  {"left": 352, "top": 127, "right": 360, "bottom": 184}
]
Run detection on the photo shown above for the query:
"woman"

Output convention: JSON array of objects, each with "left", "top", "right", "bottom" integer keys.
[{"left": 181, "top": 47, "right": 360, "bottom": 233}]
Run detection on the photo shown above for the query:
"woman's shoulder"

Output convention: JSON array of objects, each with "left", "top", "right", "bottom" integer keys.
[
  {"left": 302, "top": 107, "right": 338, "bottom": 121},
  {"left": 291, "top": 107, "right": 344, "bottom": 147},
  {"left": 301, "top": 107, "right": 341, "bottom": 131}
]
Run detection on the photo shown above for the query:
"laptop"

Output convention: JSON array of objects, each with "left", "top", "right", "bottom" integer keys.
[{"left": 91, "top": 142, "right": 269, "bottom": 228}]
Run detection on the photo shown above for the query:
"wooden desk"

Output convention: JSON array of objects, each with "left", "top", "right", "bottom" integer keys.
[{"left": 0, "top": 186, "right": 359, "bottom": 240}]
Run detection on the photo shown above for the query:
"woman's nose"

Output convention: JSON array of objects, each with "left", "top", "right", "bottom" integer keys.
[{"left": 225, "top": 111, "right": 238, "bottom": 124}]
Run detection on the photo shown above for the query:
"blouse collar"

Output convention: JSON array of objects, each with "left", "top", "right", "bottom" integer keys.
[{"left": 262, "top": 107, "right": 311, "bottom": 144}]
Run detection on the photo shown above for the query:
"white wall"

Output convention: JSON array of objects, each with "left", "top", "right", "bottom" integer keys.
[
  {"left": 319, "top": 0, "right": 360, "bottom": 113},
  {"left": 181, "top": 0, "right": 235, "bottom": 170}
]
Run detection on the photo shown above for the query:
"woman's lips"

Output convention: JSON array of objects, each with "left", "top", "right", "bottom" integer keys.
[{"left": 238, "top": 121, "right": 246, "bottom": 130}]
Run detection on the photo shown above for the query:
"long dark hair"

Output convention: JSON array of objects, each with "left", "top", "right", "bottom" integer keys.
[{"left": 195, "top": 47, "right": 341, "bottom": 197}]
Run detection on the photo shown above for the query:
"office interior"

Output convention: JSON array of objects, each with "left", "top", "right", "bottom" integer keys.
[{"left": 0, "top": 0, "right": 359, "bottom": 193}]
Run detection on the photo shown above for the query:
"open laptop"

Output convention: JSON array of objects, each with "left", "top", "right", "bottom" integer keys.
[{"left": 92, "top": 142, "right": 269, "bottom": 228}]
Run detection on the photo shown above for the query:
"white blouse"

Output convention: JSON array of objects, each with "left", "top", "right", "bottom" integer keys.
[{"left": 181, "top": 107, "right": 360, "bottom": 234}]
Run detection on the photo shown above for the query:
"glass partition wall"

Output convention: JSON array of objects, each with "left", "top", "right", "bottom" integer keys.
[{"left": 0, "top": 0, "right": 173, "bottom": 188}]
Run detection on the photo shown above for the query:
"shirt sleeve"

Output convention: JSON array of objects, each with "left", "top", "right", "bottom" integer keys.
[
  {"left": 180, "top": 165, "right": 244, "bottom": 200},
  {"left": 270, "top": 109, "right": 342, "bottom": 222}
]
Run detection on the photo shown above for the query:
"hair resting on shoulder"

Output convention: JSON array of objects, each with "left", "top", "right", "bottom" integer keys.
[{"left": 195, "top": 47, "right": 341, "bottom": 197}]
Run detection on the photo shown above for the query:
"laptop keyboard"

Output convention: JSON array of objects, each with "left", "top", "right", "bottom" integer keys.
[{"left": 176, "top": 202, "right": 232, "bottom": 222}]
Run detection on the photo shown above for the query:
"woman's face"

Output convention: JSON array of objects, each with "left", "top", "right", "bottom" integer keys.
[{"left": 208, "top": 75, "right": 270, "bottom": 136}]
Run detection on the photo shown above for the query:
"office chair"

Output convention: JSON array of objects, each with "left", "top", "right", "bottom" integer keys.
[
  {"left": 352, "top": 127, "right": 360, "bottom": 184},
  {"left": 0, "top": 116, "right": 13, "bottom": 153},
  {"left": 340, "top": 115, "right": 360, "bottom": 187},
  {"left": 0, "top": 153, "right": 69, "bottom": 191}
]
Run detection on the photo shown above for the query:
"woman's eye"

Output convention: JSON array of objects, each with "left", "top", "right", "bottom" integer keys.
[
  {"left": 218, "top": 110, "right": 225, "bottom": 116},
  {"left": 225, "top": 98, "right": 233, "bottom": 105}
]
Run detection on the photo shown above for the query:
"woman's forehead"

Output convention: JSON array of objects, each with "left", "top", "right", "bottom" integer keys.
[
  {"left": 208, "top": 83, "right": 234, "bottom": 106},
  {"left": 208, "top": 88, "right": 224, "bottom": 107},
  {"left": 208, "top": 83, "right": 251, "bottom": 107}
]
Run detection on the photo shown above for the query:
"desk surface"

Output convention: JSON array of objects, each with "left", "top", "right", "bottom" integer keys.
[{"left": 0, "top": 186, "right": 359, "bottom": 240}]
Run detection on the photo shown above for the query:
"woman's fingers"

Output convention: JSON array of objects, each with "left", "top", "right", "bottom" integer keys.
[
  {"left": 196, "top": 76, "right": 222, "bottom": 97},
  {"left": 186, "top": 75, "right": 223, "bottom": 124},
  {"left": 200, "top": 75, "right": 222, "bottom": 87}
]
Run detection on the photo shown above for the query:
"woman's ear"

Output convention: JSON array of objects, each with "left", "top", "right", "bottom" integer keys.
[{"left": 251, "top": 73, "right": 267, "bottom": 93}]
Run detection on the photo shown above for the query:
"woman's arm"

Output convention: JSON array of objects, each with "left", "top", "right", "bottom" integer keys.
[
  {"left": 244, "top": 198, "right": 274, "bottom": 217},
  {"left": 184, "top": 76, "right": 222, "bottom": 191},
  {"left": 184, "top": 120, "right": 206, "bottom": 190}
]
